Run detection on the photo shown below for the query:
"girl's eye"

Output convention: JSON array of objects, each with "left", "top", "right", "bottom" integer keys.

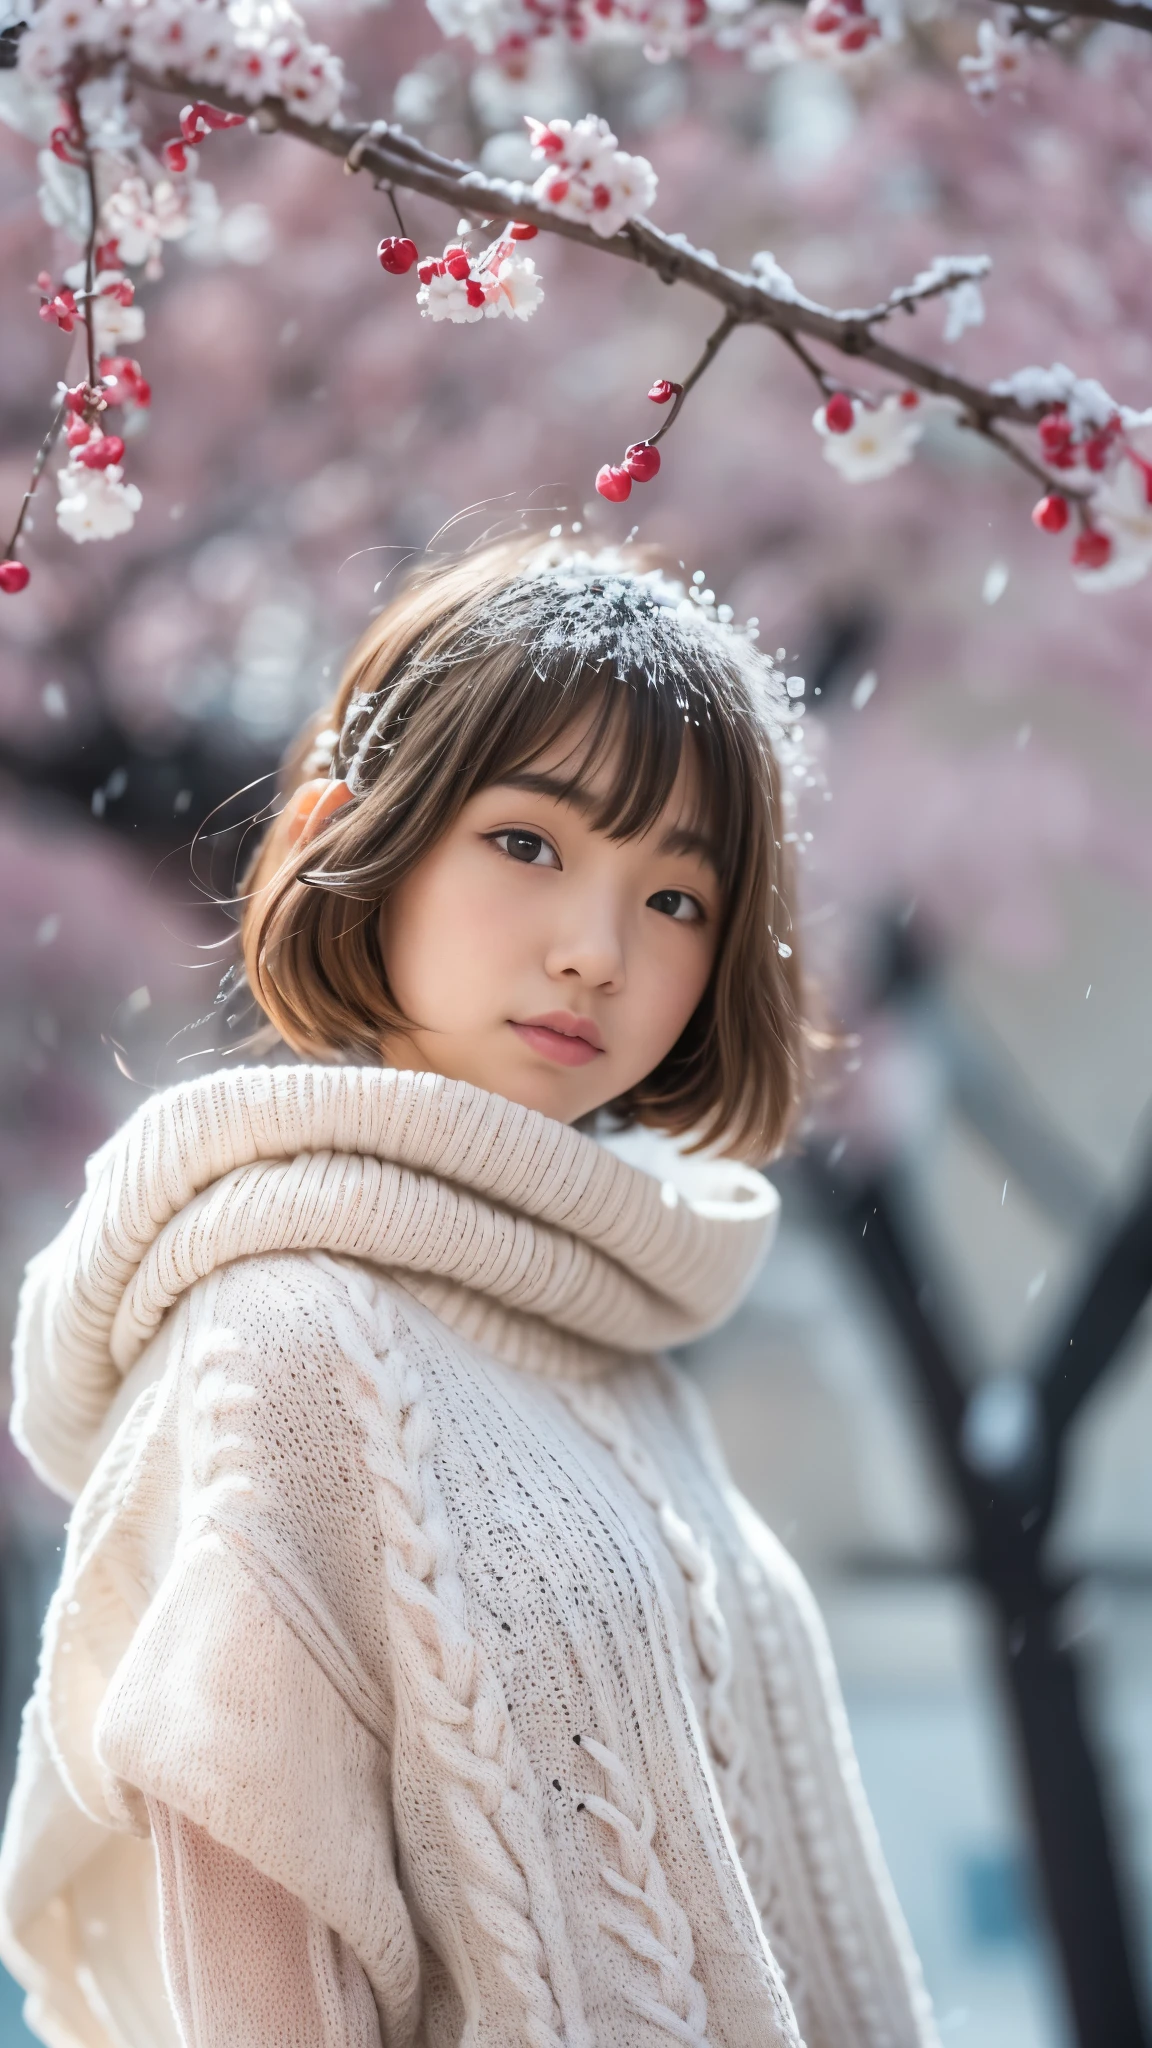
[
  {"left": 648, "top": 889, "right": 703, "bottom": 924},
  {"left": 492, "top": 829, "right": 560, "bottom": 868}
]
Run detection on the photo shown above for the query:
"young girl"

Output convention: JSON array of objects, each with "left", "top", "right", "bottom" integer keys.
[{"left": 0, "top": 540, "right": 937, "bottom": 2048}]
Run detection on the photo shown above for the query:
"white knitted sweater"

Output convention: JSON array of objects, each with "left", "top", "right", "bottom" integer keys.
[{"left": 0, "top": 1067, "right": 937, "bottom": 2048}]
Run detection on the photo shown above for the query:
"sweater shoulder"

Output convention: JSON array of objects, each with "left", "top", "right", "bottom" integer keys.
[
  {"left": 182, "top": 1247, "right": 383, "bottom": 1376},
  {"left": 167, "top": 1251, "right": 388, "bottom": 1564}
]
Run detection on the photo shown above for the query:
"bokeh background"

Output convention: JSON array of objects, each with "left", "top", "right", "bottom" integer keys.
[{"left": 2, "top": 6, "right": 1152, "bottom": 2044}]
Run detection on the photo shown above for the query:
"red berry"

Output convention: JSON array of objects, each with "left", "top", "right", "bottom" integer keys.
[
  {"left": 623, "top": 442, "right": 661, "bottom": 482},
  {"left": 1083, "top": 432, "right": 1112, "bottom": 473},
  {"left": 0, "top": 559, "right": 29, "bottom": 594},
  {"left": 445, "top": 252, "right": 472, "bottom": 281},
  {"left": 1038, "top": 411, "right": 1073, "bottom": 461},
  {"left": 378, "top": 235, "right": 418, "bottom": 274},
  {"left": 66, "top": 417, "right": 91, "bottom": 448},
  {"left": 1072, "top": 527, "right": 1112, "bottom": 570},
  {"left": 77, "top": 433, "right": 125, "bottom": 470},
  {"left": 1032, "top": 494, "right": 1069, "bottom": 534},
  {"left": 595, "top": 463, "right": 633, "bottom": 503},
  {"left": 509, "top": 221, "right": 538, "bottom": 240},
  {"left": 591, "top": 183, "right": 611, "bottom": 211},
  {"left": 648, "top": 379, "right": 681, "bottom": 405},
  {"left": 100, "top": 357, "right": 150, "bottom": 408},
  {"left": 810, "top": 5, "right": 842, "bottom": 30},
  {"left": 162, "top": 138, "right": 191, "bottom": 174},
  {"left": 839, "top": 20, "right": 876, "bottom": 48},
  {"left": 899, "top": 389, "right": 919, "bottom": 409},
  {"left": 824, "top": 392, "right": 855, "bottom": 434},
  {"left": 466, "top": 278, "right": 486, "bottom": 307},
  {"left": 64, "top": 383, "right": 88, "bottom": 413},
  {"left": 417, "top": 258, "right": 444, "bottom": 284},
  {"left": 546, "top": 176, "right": 569, "bottom": 204}
]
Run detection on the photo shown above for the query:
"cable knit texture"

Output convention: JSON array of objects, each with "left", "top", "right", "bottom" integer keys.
[{"left": 0, "top": 1066, "right": 939, "bottom": 2048}]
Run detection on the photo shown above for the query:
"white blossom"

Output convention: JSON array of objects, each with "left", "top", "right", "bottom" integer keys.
[
  {"left": 56, "top": 462, "right": 143, "bottom": 542},
  {"left": 15, "top": 0, "right": 345, "bottom": 143},
  {"left": 98, "top": 171, "right": 204, "bottom": 269},
  {"left": 417, "top": 270, "right": 483, "bottom": 323},
  {"left": 814, "top": 393, "right": 923, "bottom": 481},
  {"left": 77, "top": 71, "right": 141, "bottom": 153},
  {"left": 958, "top": 19, "right": 1028, "bottom": 100},
  {"left": 484, "top": 251, "right": 544, "bottom": 319},
  {"left": 528, "top": 115, "right": 657, "bottom": 239},
  {"left": 1075, "top": 458, "right": 1152, "bottom": 592},
  {"left": 36, "top": 148, "right": 92, "bottom": 241},
  {"left": 91, "top": 293, "right": 146, "bottom": 349}
]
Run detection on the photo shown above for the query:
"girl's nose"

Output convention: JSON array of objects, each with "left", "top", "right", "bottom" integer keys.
[{"left": 543, "top": 904, "right": 626, "bottom": 993}]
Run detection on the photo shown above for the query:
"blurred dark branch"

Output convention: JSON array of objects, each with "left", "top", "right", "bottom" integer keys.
[
  {"left": 1039, "top": 1162, "right": 1152, "bottom": 1443},
  {"left": 798, "top": 917, "right": 1152, "bottom": 2046},
  {"left": 1015, "top": 0, "right": 1152, "bottom": 30},
  {"left": 807, "top": 1157, "right": 1152, "bottom": 2048},
  {"left": 878, "top": 931, "right": 1104, "bottom": 1230},
  {"left": 125, "top": 68, "right": 1096, "bottom": 506}
]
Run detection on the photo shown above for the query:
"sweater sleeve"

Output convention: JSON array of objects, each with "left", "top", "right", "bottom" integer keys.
[
  {"left": 0, "top": 1255, "right": 423, "bottom": 2048},
  {"left": 147, "top": 1799, "right": 382, "bottom": 2048}
]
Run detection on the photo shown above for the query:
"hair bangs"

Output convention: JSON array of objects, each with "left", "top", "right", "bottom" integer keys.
[{"left": 484, "top": 649, "right": 750, "bottom": 892}]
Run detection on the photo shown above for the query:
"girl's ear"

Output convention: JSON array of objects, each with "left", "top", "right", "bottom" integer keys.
[{"left": 285, "top": 778, "right": 353, "bottom": 847}]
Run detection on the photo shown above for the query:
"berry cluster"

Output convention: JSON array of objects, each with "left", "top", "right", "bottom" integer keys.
[
  {"left": 1028, "top": 407, "right": 1150, "bottom": 582},
  {"left": 1037, "top": 404, "right": 1121, "bottom": 477},
  {"left": 595, "top": 445, "right": 661, "bottom": 502},
  {"left": 378, "top": 223, "right": 543, "bottom": 325},
  {"left": 594, "top": 376, "right": 681, "bottom": 501},
  {"left": 0, "top": 347, "right": 152, "bottom": 590},
  {"left": 804, "top": 0, "right": 881, "bottom": 56}
]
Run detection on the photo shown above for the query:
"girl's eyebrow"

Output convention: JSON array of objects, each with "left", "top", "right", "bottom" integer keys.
[{"left": 495, "top": 771, "right": 721, "bottom": 874}]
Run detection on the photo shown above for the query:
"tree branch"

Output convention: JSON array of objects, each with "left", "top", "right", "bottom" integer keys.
[
  {"left": 1016, "top": 0, "right": 1152, "bottom": 31},
  {"left": 131, "top": 66, "right": 1072, "bottom": 462}
]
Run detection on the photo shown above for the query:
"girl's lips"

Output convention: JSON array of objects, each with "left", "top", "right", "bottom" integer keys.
[{"left": 510, "top": 1016, "right": 604, "bottom": 1068}]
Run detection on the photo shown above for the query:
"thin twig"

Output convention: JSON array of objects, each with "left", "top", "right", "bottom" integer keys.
[
  {"left": 963, "top": 413, "right": 1091, "bottom": 502},
  {"left": 3, "top": 397, "right": 68, "bottom": 555},
  {"left": 776, "top": 327, "right": 836, "bottom": 400},
  {"left": 649, "top": 311, "right": 738, "bottom": 445},
  {"left": 70, "top": 90, "right": 100, "bottom": 394}
]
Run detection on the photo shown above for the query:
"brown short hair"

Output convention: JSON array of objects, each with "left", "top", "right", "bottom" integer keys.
[{"left": 239, "top": 538, "right": 805, "bottom": 1161}]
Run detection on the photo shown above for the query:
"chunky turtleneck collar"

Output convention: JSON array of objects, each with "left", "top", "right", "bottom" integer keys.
[{"left": 11, "top": 1064, "right": 778, "bottom": 1500}]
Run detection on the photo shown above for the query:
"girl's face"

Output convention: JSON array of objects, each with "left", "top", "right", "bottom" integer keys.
[{"left": 378, "top": 725, "right": 723, "bottom": 1124}]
